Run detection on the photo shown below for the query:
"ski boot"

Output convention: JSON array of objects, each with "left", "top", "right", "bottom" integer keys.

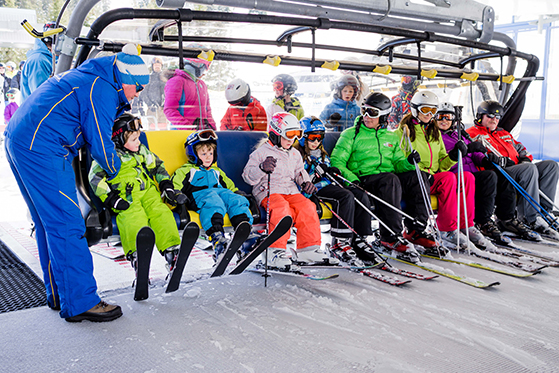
[
  {"left": 162, "top": 245, "right": 179, "bottom": 272},
  {"left": 403, "top": 229, "right": 437, "bottom": 248},
  {"left": 210, "top": 231, "right": 229, "bottom": 263},
  {"left": 498, "top": 218, "right": 541, "bottom": 241},
  {"left": 461, "top": 226, "right": 498, "bottom": 251},
  {"left": 530, "top": 216, "right": 559, "bottom": 241},
  {"left": 126, "top": 251, "right": 138, "bottom": 272},
  {"left": 351, "top": 238, "right": 384, "bottom": 267},
  {"left": 477, "top": 220, "right": 512, "bottom": 246},
  {"left": 296, "top": 246, "right": 339, "bottom": 265},
  {"left": 261, "top": 248, "right": 293, "bottom": 270},
  {"left": 380, "top": 238, "right": 420, "bottom": 263},
  {"left": 440, "top": 230, "right": 476, "bottom": 251},
  {"left": 329, "top": 238, "right": 365, "bottom": 268}
]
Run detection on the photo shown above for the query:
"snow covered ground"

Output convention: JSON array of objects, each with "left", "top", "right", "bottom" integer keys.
[{"left": 2, "top": 145, "right": 559, "bottom": 372}]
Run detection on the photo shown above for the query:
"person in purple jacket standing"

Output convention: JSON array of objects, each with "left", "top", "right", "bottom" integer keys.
[
  {"left": 164, "top": 44, "right": 216, "bottom": 130},
  {"left": 436, "top": 102, "right": 518, "bottom": 247}
]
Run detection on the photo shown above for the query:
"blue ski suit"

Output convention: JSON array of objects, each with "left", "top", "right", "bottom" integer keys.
[
  {"left": 172, "top": 163, "right": 253, "bottom": 233},
  {"left": 21, "top": 39, "right": 53, "bottom": 102},
  {"left": 4, "top": 55, "right": 130, "bottom": 318},
  {"left": 319, "top": 97, "right": 361, "bottom": 131}
]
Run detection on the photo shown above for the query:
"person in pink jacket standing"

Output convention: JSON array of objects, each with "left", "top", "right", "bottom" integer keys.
[
  {"left": 242, "top": 112, "right": 331, "bottom": 269},
  {"left": 164, "top": 46, "right": 216, "bottom": 130}
]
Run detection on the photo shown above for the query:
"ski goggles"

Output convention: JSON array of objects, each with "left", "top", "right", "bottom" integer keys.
[
  {"left": 485, "top": 113, "right": 502, "bottom": 120},
  {"left": 418, "top": 106, "right": 438, "bottom": 115},
  {"left": 435, "top": 113, "right": 455, "bottom": 121},
  {"left": 362, "top": 107, "right": 390, "bottom": 119},
  {"left": 306, "top": 133, "right": 324, "bottom": 142},
  {"left": 272, "top": 81, "right": 284, "bottom": 91},
  {"left": 198, "top": 129, "right": 218, "bottom": 141},
  {"left": 113, "top": 117, "right": 142, "bottom": 138},
  {"left": 284, "top": 129, "right": 303, "bottom": 140}
]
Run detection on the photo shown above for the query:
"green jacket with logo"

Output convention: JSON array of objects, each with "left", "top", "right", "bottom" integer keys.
[{"left": 330, "top": 116, "right": 415, "bottom": 183}]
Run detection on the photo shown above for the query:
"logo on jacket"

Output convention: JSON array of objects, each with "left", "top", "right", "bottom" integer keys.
[{"left": 383, "top": 142, "right": 393, "bottom": 148}]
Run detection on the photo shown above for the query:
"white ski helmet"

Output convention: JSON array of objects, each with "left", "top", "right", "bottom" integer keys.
[
  {"left": 268, "top": 112, "right": 302, "bottom": 147},
  {"left": 225, "top": 78, "right": 251, "bottom": 106},
  {"left": 438, "top": 101, "right": 455, "bottom": 114},
  {"left": 410, "top": 90, "right": 439, "bottom": 118}
]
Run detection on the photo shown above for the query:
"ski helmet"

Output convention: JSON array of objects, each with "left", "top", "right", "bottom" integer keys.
[
  {"left": 361, "top": 92, "right": 392, "bottom": 125},
  {"left": 435, "top": 102, "right": 456, "bottom": 127},
  {"left": 6, "top": 61, "right": 16, "bottom": 71},
  {"left": 476, "top": 100, "right": 504, "bottom": 122},
  {"left": 112, "top": 113, "right": 142, "bottom": 150},
  {"left": 225, "top": 78, "right": 251, "bottom": 107},
  {"left": 299, "top": 116, "right": 326, "bottom": 148},
  {"left": 410, "top": 90, "right": 439, "bottom": 118},
  {"left": 333, "top": 75, "right": 359, "bottom": 101},
  {"left": 268, "top": 112, "right": 303, "bottom": 147},
  {"left": 272, "top": 74, "right": 297, "bottom": 97},
  {"left": 185, "top": 129, "right": 219, "bottom": 166},
  {"left": 42, "top": 21, "right": 64, "bottom": 45},
  {"left": 400, "top": 75, "right": 420, "bottom": 93},
  {"left": 183, "top": 43, "right": 212, "bottom": 78}
]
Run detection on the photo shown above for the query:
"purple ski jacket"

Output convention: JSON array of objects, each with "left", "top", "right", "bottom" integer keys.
[
  {"left": 440, "top": 129, "right": 485, "bottom": 173},
  {"left": 163, "top": 69, "right": 216, "bottom": 130}
]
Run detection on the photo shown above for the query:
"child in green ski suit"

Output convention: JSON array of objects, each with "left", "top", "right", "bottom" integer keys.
[{"left": 89, "top": 114, "right": 184, "bottom": 268}]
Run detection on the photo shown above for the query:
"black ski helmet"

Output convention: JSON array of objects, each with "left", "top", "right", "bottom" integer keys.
[
  {"left": 361, "top": 92, "right": 392, "bottom": 125},
  {"left": 112, "top": 113, "right": 142, "bottom": 150},
  {"left": 476, "top": 100, "right": 504, "bottom": 122},
  {"left": 272, "top": 74, "right": 297, "bottom": 97},
  {"left": 333, "top": 75, "right": 359, "bottom": 101}
]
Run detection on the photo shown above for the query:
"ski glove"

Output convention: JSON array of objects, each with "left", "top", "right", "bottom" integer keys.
[
  {"left": 467, "top": 141, "right": 487, "bottom": 154},
  {"left": 301, "top": 181, "right": 318, "bottom": 195},
  {"left": 160, "top": 179, "right": 186, "bottom": 205},
  {"left": 329, "top": 112, "right": 342, "bottom": 125},
  {"left": 448, "top": 140, "right": 468, "bottom": 161},
  {"left": 407, "top": 150, "right": 421, "bottom": 165},
  {"left": 104, "top": 190, "right": 130, "bottom": 211},
  {"left": 518, "top": 155, "right": 532, "bottom": 163},
  {"left": 260, "top": 156, "right": 277, "bottom": 174}
]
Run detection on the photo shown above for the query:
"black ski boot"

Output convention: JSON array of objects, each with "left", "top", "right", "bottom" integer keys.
[
  {"left": 477, "top": 220, "right": 512, "bottom": 246},
  {"left": 352, "top": 238, "right": 384, "bottom": 267}
]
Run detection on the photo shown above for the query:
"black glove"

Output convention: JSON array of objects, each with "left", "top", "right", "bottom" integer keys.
[
  {"left": 505, "top": 157, "right": 516, "bottom": 167},
  {"left": 482, "top": 153, "right": 500, "bottom": 169},
  {"left": 467, "top": 141, "right": 487, "bottom": 154},
  {"left": 329, "top": 112, "right": 342, "bottom": 125},
  {"left": 159, "top": 179, "right": 179, "bottom": 204},
  {"left": 448, "top": 140, "right": 468, "bottom": 161},
  {"left": 104, "top": 190, "right": 130, "bottom": 211},
  {"left": 260, "top": 156, "right": 277, "bottom": 174},
  {"left": 326, "top": 166, "right": 341, "bottom": 175},
  {"left": 301, "top": 181, "right": 318, "bottom": 195},
  {"left": 407, "top": 150, "right": 421, "bottom": 165},
  {"left": 518, "top": 155, "right": 532, "bottom": 163}
]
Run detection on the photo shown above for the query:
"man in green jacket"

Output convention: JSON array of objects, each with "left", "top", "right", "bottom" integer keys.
[{"left": 331, "top": 92, "right": 435, "bottom": 259}]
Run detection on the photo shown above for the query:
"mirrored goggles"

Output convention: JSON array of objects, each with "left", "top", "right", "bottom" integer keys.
[
  {"left": 485, "top": 113, "right": 502, "bottom": 120},
  {"left": 418, "top": 106, "right": 438, "bottom": 115},
  {"left": 436, "top": 113, "right": 455, "bottom": 121},
  {"left": 306, "top": 133, "right": 324, "bottom": 142},
  {"left": 285, "top": 129, "right": 303, "bottom": 140},
  {"left": 198, "top": 129, "right": 218, "bottom": 141}
]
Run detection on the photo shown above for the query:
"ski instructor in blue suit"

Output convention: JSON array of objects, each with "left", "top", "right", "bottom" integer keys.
[{"left": 4, "top": 43, "right": 149, "bottom": 322}]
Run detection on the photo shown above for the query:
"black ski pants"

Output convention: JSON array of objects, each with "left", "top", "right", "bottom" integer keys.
[{"left": 474, "top": 169, "right": 516, "bottom": 224}]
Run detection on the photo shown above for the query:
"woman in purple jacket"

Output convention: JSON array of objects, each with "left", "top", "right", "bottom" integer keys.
[{"left": 437, "top": 102, "right": 514, "bottom": 246}]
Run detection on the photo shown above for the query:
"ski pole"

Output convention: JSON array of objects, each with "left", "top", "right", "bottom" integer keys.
[
  {"left": 312, "top": 161, "right": 426, "bottom": 229},
  {"left": 313, "top": 193, "right": 389, "bottom": 267},
  {"left": 455, "top": 111, "right": 470, "bottom": 254},
  {"left": 492, "top": 161, "right": 559, "bottom": 230},
  {"left": 539, "top": 190, "right": 559, "bottom": 216},
  {"left": 264, "top": 172, "right": 271, "bottom": 287}
]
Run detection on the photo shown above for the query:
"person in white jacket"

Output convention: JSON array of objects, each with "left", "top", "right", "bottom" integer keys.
[{"left": 242, "top": 112, "right": 328, "bottom": 269}]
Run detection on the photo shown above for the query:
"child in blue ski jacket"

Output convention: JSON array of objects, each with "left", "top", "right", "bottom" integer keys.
[
  {"left": 319, "top": 75, "right": 361, "bottom": 131},
  {"left": 172, "top": 129, "right": 253, "bottom": 262}
]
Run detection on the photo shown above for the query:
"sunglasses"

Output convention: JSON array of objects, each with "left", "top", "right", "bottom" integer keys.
[
  {"left": 306, "top": 133, "right": 324, "bottom": 142},
  {"left": 198, "top": 129, "right": 218, "bottom": 141},
  {"left": 485, "top": 113, "right": 502, "bottom": 120},
  {"left": 436, "top": 113, "right": 455, "bottom": 121},
  {"left": 418, "top": 106, "right": 438, "bottom": 115},
  {"left": 285, "top": 129, "right": 303, "bottom": 140}
]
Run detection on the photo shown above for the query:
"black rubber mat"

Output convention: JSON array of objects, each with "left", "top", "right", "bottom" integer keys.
[{"left": 0, "top": 239, "right": 46, "bottom": 313}]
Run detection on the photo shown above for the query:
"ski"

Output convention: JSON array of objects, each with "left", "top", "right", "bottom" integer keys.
[
  {"left": 421, "top": 253, "right": 538, "bottom": 278},
  {"left": 378, "top": 264, "right": 438, "bottom": 280},
  {"left": 211, "top": 221, "right": 252, "bottom": 277},
  {"left": 488, "top": 242, "right": 559, "bottom": 267},
  {"left": 134, "top": 226, "right": 155, "bottom": 301},
  {"left": 247, "top": 267, "right": 339, "bottom": 280},
  {"left": 501, "top": 236, "right": 559, "bottom": 262},
  {"left": 381, "top": 253, "right": 500, "bottom": 289},
  {"left": 359, "top": 269, "right": 412, "bottom": 286},
  {"left": 449, "top": 246, "right": 546, "bottom": 273},
  {"left": 230, "top": 216, "right": 293, "bottom": 275},
  {"left": 165, "top": 222, "right": 200, "bottom": 293}
]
